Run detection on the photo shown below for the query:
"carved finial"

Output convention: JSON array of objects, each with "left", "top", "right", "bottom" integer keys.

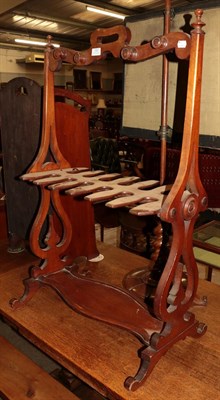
[
  {"left": 196, "top": 9, "right": 203, "bottom": 19},
  {"left": 192, "top": 9, "right": 205, "bottom": 32}
]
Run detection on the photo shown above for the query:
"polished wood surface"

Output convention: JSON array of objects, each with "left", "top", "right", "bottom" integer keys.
[
  {"left": 0, "top": 335, "right": 80, "bottom": 400},
  {"left": 0, "top": 241, "right": 219, "bottom": 400},
  {"left": 54, "top": 88, "right": 99, "bottom": 261}
]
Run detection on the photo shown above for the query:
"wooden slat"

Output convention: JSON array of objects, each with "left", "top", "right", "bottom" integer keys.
[{"left": 0, "top": 336, "right": 79, "bottom": 400}]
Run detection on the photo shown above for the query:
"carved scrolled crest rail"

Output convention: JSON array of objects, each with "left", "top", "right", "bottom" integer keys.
[
  {"left": 49, "top": 25, "right": 131, "bottom": 71},
  {"left": 11, "top": 10, "right": 208, "bottom": 391}
]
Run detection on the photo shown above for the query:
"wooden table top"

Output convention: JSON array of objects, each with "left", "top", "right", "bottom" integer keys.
[{"left": 0, "top": 240, "right": 219, "bottom": 400}]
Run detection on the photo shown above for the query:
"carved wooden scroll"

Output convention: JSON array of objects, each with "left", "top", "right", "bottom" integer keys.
[
  {"left": 49, "top": 25, "right": 131, "bottom": 71},
  {"left": 11, "top": 11, "right": 208, "bottom": 391}
]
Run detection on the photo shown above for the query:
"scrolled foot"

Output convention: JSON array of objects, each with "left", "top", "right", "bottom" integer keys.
[
  {"left": 9, "top": 278, "right": 41, "bottom": 310},
  {"left": 124, "top": 357, "right": 150, "bottom": 391},
  {"left": 124, "top": 376, "right": 141, "bottom": 391},
  {"left": 196, "top": 322, "right": 207, "bottom": 336}
]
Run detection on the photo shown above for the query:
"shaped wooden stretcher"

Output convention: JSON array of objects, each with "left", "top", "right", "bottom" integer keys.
[{"left": 11, "top": 10, "right": 208, "bottom": 391}]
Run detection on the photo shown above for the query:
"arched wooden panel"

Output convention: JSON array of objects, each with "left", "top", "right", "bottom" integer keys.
[{"left": 0, "top": 77, "right": 41, "bottom": 246}]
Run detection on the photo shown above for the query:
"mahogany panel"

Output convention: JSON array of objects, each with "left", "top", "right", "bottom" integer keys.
[{"left": 54, "top": 89, "right": 98, "bottom": 260}]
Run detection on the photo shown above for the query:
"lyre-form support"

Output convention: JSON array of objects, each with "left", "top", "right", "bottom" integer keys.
[{"left": 11, "top": 11, "right": 208, "bottom": 391}]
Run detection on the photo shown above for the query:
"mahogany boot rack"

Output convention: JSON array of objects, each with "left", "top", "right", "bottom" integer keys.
[{"left": 11, "top": 10, "right": 208, "bottom": 391}]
